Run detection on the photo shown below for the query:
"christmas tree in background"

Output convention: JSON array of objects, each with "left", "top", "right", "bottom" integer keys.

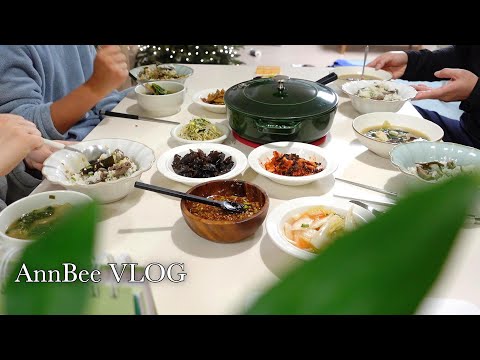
[{"left": 135, "top": 45, "right": 244, "bottom": 66}]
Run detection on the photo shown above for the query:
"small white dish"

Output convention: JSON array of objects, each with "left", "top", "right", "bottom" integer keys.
[
  {"left": 135, "top": 80, "right": 185, "bottom": 116},
  {"left": 328, "top": 66, "right": 392, "bottom": 95},
  {"left": 342, "top": 80, "right": 417, "bottom": 114},
  {"left": 170, "top": 122, "right": 230, "bottom": 144},
  {"left": 156, "top": 143, "right": 248, "bottom": 186},
  {"left": 247, "top": 141, "right": 338, "bottom": 186},
  {"left": 42, "top": 138, "right": 155, "bottom": 203},
  {"left": 0, "top": 191, "right": 93, "bottom": 248},
  {"left": 352, "top": 112, "right": 444, "bottom": 158},
  {"left": 266, "top": 196, "right": 374, "bottom": 260},
  {"left": 192, "top": 88, "right": 227, "bottom": 114},
  {"left": 130, "top": 63, "right": 194, "bottom": 84}
]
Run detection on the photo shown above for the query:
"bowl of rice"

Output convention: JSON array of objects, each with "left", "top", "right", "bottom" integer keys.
[
  {"left": 42, "top": 139, "right": 155, "bottom": 203},
  {"left": 342, "top": 80, "right": 417, "bottom": 114}
]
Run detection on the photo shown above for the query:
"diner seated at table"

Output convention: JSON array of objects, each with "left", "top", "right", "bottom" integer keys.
[
  {"left": 0, "top": 114, "right": 67, "bottom": 211},
  {"left": 0, "top": 45, "right": 131, "bottom": 141},
  {"left": 368, "top": 45, "right": 480, "bottom": 149}
]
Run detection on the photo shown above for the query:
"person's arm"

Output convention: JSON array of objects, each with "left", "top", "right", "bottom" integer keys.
[
  {"left": 460, "top": 78, "right": 480, "bottom": 113},
  {"left": 402, "top": 46, "right": 469, "bottom": 81},
  {"left": 50, "top": 45, "right": 129, "bottom": 133},
  {"left": 0, "top": 45, "right": 128, "bottom": 138},
  {"left": 0, "top": 46, "right": 64, "bottom": 139}
]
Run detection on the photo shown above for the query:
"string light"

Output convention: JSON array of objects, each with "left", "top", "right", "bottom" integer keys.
[{"left": 137, "top": 45, "right": 242, "bottom": 66}]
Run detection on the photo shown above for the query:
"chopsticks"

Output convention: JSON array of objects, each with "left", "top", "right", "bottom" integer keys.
[
  {"left": 99, "top": 110, "right": 180, "bottom": 125},
  {"left": 335, "top": 177, "right": 398, "bottom": 198}
]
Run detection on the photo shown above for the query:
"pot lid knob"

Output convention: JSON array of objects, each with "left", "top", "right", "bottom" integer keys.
[{"left": 274, "top": 75, "right": 290, "bottom": 92}]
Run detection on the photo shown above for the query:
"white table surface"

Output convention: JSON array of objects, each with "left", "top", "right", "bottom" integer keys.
[{"left": 35, "top": 64, "right": 480, "bottom": 314}]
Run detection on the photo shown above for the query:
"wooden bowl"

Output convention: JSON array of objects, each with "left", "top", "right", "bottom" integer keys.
[{"left": 180, "top": 180, "right": 269, "bottom": 243}]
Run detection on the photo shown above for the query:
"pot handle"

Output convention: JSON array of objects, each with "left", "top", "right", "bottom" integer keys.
[
  {"left": 254, "top": 119, "right": 300, "bottom": 135},
  {"left": 316, "top": 72, "right": 338, "bottom": 85}
]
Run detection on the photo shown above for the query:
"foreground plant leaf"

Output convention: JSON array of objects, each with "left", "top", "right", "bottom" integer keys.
[
  {"left": 248, "top": 174, "right": 478, "bottom": 314},
  {"left": 4, "top": 202, "right": 98, "bottom": 315}
]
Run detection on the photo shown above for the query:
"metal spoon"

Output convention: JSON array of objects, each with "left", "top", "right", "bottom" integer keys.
[
  {"left": 134, "top": 181, "right": 247, "bottom": 213},
  {"left": 136, "top": 80, "right": 153, "bottom": 94},
  {"left": 349, "top": 200, "right": 384, "bottom": 216},
  {"left": 361, "top": 45, "right": 369, "bottom": 80},
  {"left": 44, "top": 139, "right": 110, "bottom": 162},
  {"left": 349, "top": 199, "right": 480, "bottom": 225}
]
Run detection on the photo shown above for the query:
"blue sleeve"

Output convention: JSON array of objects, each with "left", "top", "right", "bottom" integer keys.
[
  {"left": 94, "top": 87, "right": 133, "bottom": 113},
  {"left": 0, "top": 45, "right": 65, "bottom": 140}
]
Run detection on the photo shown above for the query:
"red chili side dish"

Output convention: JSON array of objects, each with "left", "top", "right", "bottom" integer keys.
[
  {"left": 188, "top": 195, "right": 262, "bottom": 221},
  {"left": 264, "top": 151, "right": 325, "bottom": 176}
]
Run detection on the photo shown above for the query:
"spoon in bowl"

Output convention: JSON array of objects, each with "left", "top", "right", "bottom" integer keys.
[
  {"left": 43, "top": 139, "right": 110, "bottom": 162},
  {"left": 361, "top": 45, "right": 369, "bottom": 80},
  {"left": 134, "top": 181, "right": 247, "bottom": 213}
]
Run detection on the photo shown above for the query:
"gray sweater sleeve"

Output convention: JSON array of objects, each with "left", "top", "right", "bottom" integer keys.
[{"left": 0, "top": 162, "right": 42, "bottom": 212}]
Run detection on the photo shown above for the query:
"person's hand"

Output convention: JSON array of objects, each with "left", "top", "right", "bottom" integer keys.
[
  {"left": 0, "top": 114, "right": 44, "bottom": 176},
  {"left": 85, "top": 45, "right": 128, "bottom": 98},
  {"left": 367, "top": 51, "right": 408, "bottom": 79},
  {"left": 413, "top": 68, "right": 479, "bottom": 102},
  {"left": 24, "top": 140, "right": 78, "bottom": 171}
]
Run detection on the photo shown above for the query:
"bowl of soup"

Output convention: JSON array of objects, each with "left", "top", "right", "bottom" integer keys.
[
  {"left": 352, "top": 112, "right": 444, "bottom": 158},
  {"left": 0, "top": 191, "right": 93, "bottom": 248},
  {"left": 180, "top": 180, "right": 269, "bottom": 243},
  {"left": 328, "top": 66, "right": 392, "bottom": 96}
]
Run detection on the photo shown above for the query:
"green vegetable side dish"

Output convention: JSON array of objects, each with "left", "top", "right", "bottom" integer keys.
[
  {"left": 178, "top": 118, "right": 223, "bottom": 141},
  {"left": 6, "top": 204, "right": 73, "bottom": 240},
  {"left": 146, "top": 83, "right": 172, "bottom": 96}
]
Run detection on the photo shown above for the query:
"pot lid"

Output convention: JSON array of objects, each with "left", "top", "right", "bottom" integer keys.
[{"left": 224, "top": 75, "right": 338, "bottom": 119}]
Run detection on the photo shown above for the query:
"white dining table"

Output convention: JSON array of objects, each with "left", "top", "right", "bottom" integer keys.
[{"left": 35, "top": 64, "right": 480, "bottom": 314}]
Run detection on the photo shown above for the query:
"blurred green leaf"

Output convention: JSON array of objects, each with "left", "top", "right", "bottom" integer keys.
[
  {"left": 248, "top": 174, "right": 479, "bottom": 314},
  {"left": 4, "top": 202, "right": 98, "bottom": 315}
]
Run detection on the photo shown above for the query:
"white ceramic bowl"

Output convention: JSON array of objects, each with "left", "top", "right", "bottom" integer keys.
[
  {"left": 390, "top": 141, "right": 480, "bottom": 183},
  {"left": 247, "top": 142, "right": 338, "bottom": 186},
  {"left": 170, "top": 122, "right": 230, "bottom": 144},
  {"left": 192, "top": 88, "right": 227, "bottom": 114},
  {"left": 156, "top": 143, "right": 248, "bottom": 186},
  {"left": 266, "top": 196, "right": 374, "bottom": 260},
  {"left": 42, "top": 139, "right": 155, "bottom": 203},
  {"left": 130, "top": 63, "right": 194, "bottom": 84},
  {"left": 328, "top": 66, "right": 392, "bottom": 95},
  {"left": 352, "top": 112, "right": 444, "bottom": 158},
  {"left": 135, "top": 81, "right": 185, "bottom": 116},
  {"left": 342, "top": 80, "right": 417, "bottom": 114},
  {"left": 0, "top": 190, "right": 93, "bottom": 248}
]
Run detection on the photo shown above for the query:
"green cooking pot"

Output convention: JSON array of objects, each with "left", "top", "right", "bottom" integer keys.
[{"left": 224, "top": 73, "right": 338, "bottom": 144}]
